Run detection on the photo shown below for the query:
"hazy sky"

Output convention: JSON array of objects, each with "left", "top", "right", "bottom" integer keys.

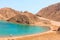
[{"left": 0, "top": 0, "right": 60, "bottom": 14}]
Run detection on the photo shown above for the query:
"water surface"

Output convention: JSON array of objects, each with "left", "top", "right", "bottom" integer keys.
[{"left": 0, "top": 21, "right": 49, "bottom": 37}]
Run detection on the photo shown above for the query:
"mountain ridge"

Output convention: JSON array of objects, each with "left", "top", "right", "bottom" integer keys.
[
  {"left": 0, "top": 7, "right": 41, "bottom": 24},
  {"left": 36, "top": 2, "right": 60, "bottom": 22}
]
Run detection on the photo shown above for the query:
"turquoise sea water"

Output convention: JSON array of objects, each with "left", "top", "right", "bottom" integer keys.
[{"left": 0, "top": 21, "right": 49, "bottom": 37}]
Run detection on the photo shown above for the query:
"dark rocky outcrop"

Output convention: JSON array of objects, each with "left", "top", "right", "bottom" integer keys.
[{"left": 7, "top": 14, "right": 30, "bottom": 24}]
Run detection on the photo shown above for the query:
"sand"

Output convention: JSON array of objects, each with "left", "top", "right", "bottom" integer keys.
[
  {"left": 0, "top": 30, "right": 60, "bottom": 40},
  {"left": 0, "top": 17, "right": 60, "bottom": 40}
]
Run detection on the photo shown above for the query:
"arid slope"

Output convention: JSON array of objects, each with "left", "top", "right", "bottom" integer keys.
[
  {"left": 0, "top": 7, "right": 40, "bottom": 24},
  {"left": 36, "top": 3, "right": 60, "bottom": 22},
  {"left": 7, "top": 11, "right": 40, "bottom": 24}
]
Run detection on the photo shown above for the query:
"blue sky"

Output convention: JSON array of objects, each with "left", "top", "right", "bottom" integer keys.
[{"left": 0, "top": 0, "right": 60, "bottom": 14}]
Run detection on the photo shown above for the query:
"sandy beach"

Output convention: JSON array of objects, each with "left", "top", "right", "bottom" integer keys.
[
  {"left": 0, "top": 30, "right": 60, "bottom": 40},
  {"left": 0, "top": 17, "right": 60, "bottom": 40}
]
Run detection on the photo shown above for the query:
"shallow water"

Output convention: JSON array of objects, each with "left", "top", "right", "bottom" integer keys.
[{"left": 0, "top": 21, "right": 49, "bottom": 37}]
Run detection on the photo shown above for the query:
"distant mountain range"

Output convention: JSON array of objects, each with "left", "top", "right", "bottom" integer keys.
[{"left": 36, "top": 3, "right": 60, "bottom": 22}]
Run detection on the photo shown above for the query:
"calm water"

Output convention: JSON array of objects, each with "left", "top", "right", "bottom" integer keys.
[{"left": 0, "top": 21, "right": 49, "bottom": 37}]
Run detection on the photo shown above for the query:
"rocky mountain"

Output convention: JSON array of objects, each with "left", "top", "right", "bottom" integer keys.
[
  {"left": 7, "top": 11, "right": 40, "bottom": 24},
  {"left": 0, "top": 7, "right": 20, "bottom": 20},
  {"left": 0, "top": 7, "right": 40, "bottom": 24},
  {"left": 36, "top": 3, "right": 60, "bottom": 22}
]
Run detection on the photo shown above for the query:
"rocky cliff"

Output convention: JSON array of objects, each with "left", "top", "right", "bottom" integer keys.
[{"left": 36, "top": 3, "right": 60, "bottom": 22}]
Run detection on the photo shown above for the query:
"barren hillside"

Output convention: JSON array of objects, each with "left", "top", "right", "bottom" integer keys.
[
  {"left": 0, "top": 7, "right": 40, "bottom": 24},
  {"left": 36, "top": 3, "right": 60, "bottom": 22}
]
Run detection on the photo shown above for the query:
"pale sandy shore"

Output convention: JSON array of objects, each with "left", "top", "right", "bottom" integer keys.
[
  {"left": 0, "top": 30, "right": 60, "bottom": 40},
  {"left": 0, "top": 17, "right": 60, "bottom": 40}
]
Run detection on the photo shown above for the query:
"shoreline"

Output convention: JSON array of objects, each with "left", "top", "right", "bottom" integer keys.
[
  {"left": 0, "top": 17, "right": 60, "bottom": 40},
  {"left": 0, "top": 29, "right": 52, "bottom": 40}
]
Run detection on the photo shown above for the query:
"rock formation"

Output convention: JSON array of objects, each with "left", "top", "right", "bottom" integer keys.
[
  {"left": 36, "top": 3, "right": 60, "bottom": 22},
  {"left": 7, "top": 11, "right": 40, "bottom": 24},
  {"left": 0, "top": 7, "right": 40, "bottom": 24},
  {"left": 0, "top": 7, "right": 20, "bottom": 20}
]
